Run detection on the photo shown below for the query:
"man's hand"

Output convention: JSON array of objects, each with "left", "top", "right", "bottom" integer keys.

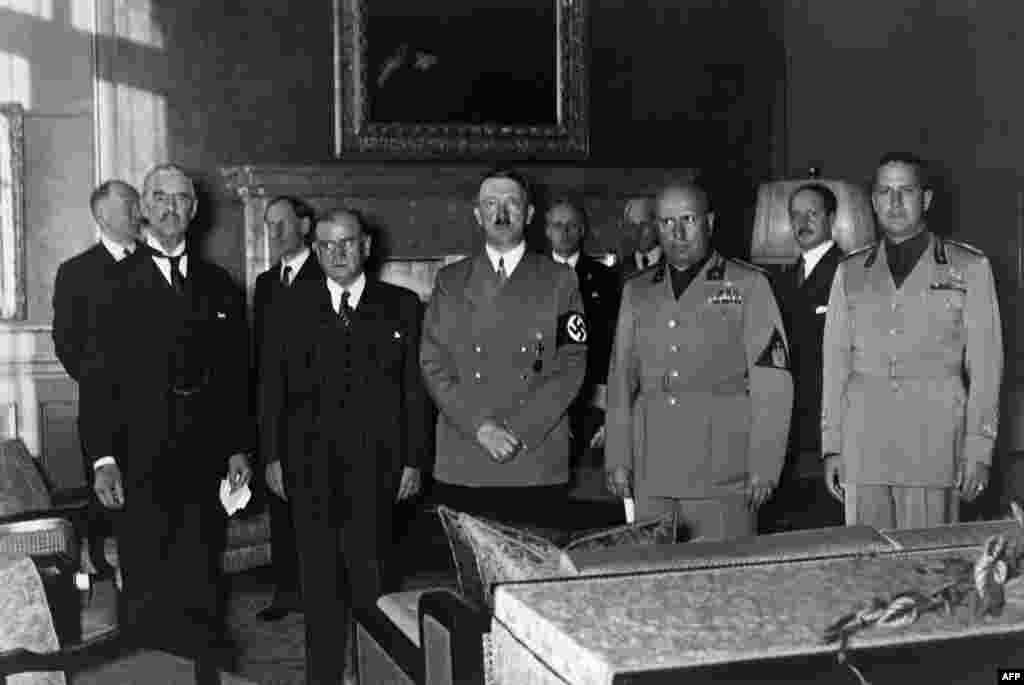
[
  {"left": 94, "top": 463, "right": 124, "bottom": 509},
  {"left": 957, "top": 462, "right": 990, "bottom": 503},
  {"left": 747, "top": 476, "right": 774, "bottom": 510},
  {"left": 606, "top": 465, "right": 632, "bottom": 498},
  {"left": 589, "top": 423, "right": 607, "bottom": 449},
  {"left": 265, "top": 459, "right": 286, "bottom": 501},
  {"left": 476, "top": 420, "right": 522, "bottom": 463},
  {"left": 227, "top": 453, "right": 252, "bottom": 493},
  {"left": 396, "top": 467, "right": 422, "bottom": 502},
  {"left": 824, "top": 454, "right": 845, "bottom": 502}
]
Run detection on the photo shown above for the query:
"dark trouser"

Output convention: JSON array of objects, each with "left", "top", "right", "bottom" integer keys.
[
  {"left": 759, "top": 449, "right": 844, "bottom": 533},
  {"left": 268, "top": 491, "right": 301, "bottom": 600},
  {"left": 569, "top": 403, "right": 605, "bottom": 474},
  {"left": 432, "top": 481, "right": 570, "bottom": 528}
]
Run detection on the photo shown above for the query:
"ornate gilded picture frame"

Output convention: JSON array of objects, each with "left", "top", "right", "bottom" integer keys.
[
  {"left": 0, "top": 103, "right": 26, "bottom": 321},
  {"left": 333, "top": 0, "right": 589, "bottom": 159}
]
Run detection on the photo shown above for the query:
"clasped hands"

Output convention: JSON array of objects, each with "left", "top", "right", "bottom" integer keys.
[
  {"left": 94, "top": 452, "right": 252, "bottom": 510},
  {"left": 477, "top": 420, "right": 523, "bottom": 463},
  {"left": 823, "top": 455, "right": 989, "bottom": 502},
  {"left": 604, "top": 465, "right": 774, "bottom": 509}
]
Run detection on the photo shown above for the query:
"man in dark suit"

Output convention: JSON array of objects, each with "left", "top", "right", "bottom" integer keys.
[
  {"left": 252, "top": 195, "right": 322, "bottom": 621},
  {"left": 421, "top": 168, "right": 588, "bottom": 525},
  {"left": 52, "top": 179, "right": 141, "bottom": 577},
  {"left": 260, "top": 208, "right": 430, "bottom": 685},
  {"left": 85, "top": 164, "right": 252, "bottom": 667},
  {"left": 760, "top": 182, "right": 845, "bottom": 532},
  {"left": 544, "top": 197, "right": 620, "bottom": 475}
]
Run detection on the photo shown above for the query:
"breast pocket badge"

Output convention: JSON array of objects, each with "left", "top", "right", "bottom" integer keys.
[{"left": 707, "top": 283, "right": 743, "bottom": 306}]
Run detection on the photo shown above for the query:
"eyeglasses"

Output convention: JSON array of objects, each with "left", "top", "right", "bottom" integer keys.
[
  {"left": 151, "top": 191, "right": 195, "bottom": 208},
  {"left": 315, "top": 237, "right": 362, "bottom": 254},
  {"left": 655, "top": 213, "right": 705, "bottom": 232}
]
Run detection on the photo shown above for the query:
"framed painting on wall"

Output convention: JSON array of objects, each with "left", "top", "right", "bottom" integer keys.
[
  {"left": 0, "top": 103, "right": 26, "bottom": 321},
  {"left": 333, "top": 0, "right": 589, "bottom": 160}
]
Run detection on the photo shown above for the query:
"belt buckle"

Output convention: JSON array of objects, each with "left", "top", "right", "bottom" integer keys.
[{"left": 171, "top": 385, "right": 201, "bottom": 397}]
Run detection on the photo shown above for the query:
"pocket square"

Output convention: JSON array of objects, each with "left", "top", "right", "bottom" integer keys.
[
  {"left": 216, "top": 311, "right": 227, "bottom": 319},
  {"left": 815, "top": 305, "right": 828, "bottom": 314}
]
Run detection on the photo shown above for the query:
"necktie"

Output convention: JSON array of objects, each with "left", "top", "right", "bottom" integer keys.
[
  {"left": 497, "top": 257, "right": 508, "bottom": 286},
  {"left": 338, "top": 290, "right": 353, "bottom": 327},
  {"left": 795, "top": 256, "right": 806, "bottom": 288},
  {"left": 281, "top": 265, "right": 292, "bottom": 286},
  {"left": 167, "top": 255, "right": 185, "bottom": 296}
]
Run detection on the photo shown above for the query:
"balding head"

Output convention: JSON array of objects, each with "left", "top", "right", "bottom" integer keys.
[
  {"left": 141, "top": 163, "right": 197, "bottom": 250},
  {"left": 653, "top": 183, "right": 714, "bottom": 269}
]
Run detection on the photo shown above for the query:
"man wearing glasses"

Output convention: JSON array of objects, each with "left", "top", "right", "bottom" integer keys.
[
  {"left": 421, "top": 168, "right": 588, "bottom": 525},
  {"left": 84, "top": 163, "right": 252, "bottom": 667},
  {"left": 260, "top": 208, "right": 431, "bottom": 684},
  {"left": 605, "top": 182, "right": 792, "bottom": 541},
  {"left": 822, "top": 153, "right": 1003, "bottom": 529}
]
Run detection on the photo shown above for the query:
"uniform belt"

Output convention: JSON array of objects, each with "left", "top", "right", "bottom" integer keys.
[
  {"left": 852, "top": 362, "right": 961, "bottom": 379},
  {"left": 641, "top": 374, "right": 747, "bottom": 396}
]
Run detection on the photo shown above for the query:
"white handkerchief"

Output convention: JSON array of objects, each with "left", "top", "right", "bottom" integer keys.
[
  {"left": 219, "top": 478, "right": 252, "bottom": 515},
  {"left": 815, "top": 305, "right": 828, "bottom": 314},
  {"left": 623, "top": 497, "right": 636, "bottom": 524}
]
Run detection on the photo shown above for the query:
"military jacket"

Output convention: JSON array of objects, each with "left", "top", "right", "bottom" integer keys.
[{"left": 821, "top": 233, "right": 1003, "bottom": 486}]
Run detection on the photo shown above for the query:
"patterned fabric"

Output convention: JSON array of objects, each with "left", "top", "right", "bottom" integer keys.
[
  {"left": 0, "top": 439, "right": 51, "bottom": 517},
  {"left": 437, "top": 507, "right": 677, "bottom": 608},
  {"left": 563, "top": 513, "right": 676, "bottom": 556},
  {"left": 0, "top": 554, "right": 65, "bottom": 685}
]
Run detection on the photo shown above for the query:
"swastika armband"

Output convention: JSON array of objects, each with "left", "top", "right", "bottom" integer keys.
[
  {"left": 755, "top": 327, "right": 789, "bottom": 370},
  {"left": 557, "top": 311, "right": 589, "bottom": 347}
]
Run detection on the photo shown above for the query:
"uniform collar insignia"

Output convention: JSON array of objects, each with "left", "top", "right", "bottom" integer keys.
[{"left": 705, "top": 253, "right": 726, "bottom": 281}]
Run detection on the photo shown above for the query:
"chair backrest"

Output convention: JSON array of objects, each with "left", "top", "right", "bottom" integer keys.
[{"left": 0, "top": 438, "right": 52, "bottom": 517}]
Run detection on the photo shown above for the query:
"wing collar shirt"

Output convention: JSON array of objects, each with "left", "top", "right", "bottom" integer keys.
[
  {"left": 281, "top": 246, "right": 311, "bottom": 285},
  {"left": 326, "top": 271, "right": 366, "bottom": 312},
  {"left": 145, "top": 232, "right": 188, "bottom": 286},
  {"left": 552, "top": 251, "right": 580, "bottom": 269},
  {"left": 635, "top": 245, "right": 663, "bottom": 271},
  {"left": 485, "top": 241, "right": 526, "bottom": 277},
  {"left": 801, "top": 239, "right": 835, "bottom": 279}
]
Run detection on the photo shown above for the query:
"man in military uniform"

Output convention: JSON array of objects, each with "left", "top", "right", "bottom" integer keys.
[
  {"left": 544, "top": 197, "right": 620, "bottom": 472},
  {"left": 822, "top": 153, "right": 1003, "bottom": 529},
  {"left": 605, "top": 183, "right": 792, "bottom": 541},
  {"left": 421, "top": 168, "right": 588, "bottom": 526},
  {"left": 760, "top": 183, "right": 845, "bottom": 532}
]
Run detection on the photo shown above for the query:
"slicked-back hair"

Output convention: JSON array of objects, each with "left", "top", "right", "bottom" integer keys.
[
  {"left": 546, "top": 195, "right": 589, "bottom": 233},
  {"left": 477, "top": 167, "right": 533, "bottom": 206},
  {"left": 876, "top": 152, "right": 932, "bottom": 190},
  {"left": 317, "top": 207, "right": 366, "bottom": 237},
  {"left": 142, "top": 163, "right": 196, "bottom": 199},
  {"left": 789, "top": 182, "right": 838, "bottom": 217},
  {"left": 266, "top": 195, "right": 317, "bottom": 244},
  {"left": 89, "top": 180, "right": 138, "bottom": 221}
]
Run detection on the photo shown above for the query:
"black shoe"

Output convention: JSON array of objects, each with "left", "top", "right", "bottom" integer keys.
[{"left": 257, "top": 591, "right": 301, "bottom": 621}]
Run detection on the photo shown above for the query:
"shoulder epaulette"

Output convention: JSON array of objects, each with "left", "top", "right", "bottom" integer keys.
[
  {"left": 842, "top": 243, "right": 878, "bottom": 262},
  {"left": 945, "top": 239, "right": 985, "bottom": 257},
  {"left": 725, "top": 256, "right": 768, "bottom": 275}
]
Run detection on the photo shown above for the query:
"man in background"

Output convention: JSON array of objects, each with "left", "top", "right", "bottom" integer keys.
[
  {"left": 421, "top": 168, "right": 587, "bottom": 525},
  {"left": 616, "top": 197, "right": 663, "bottom": 282},
  {"left": 605, "top": 182, "right": 792, "bottom": 541},
  {"left": 760, "top": 183, "right": 845, "bottom": 532},
  {"left": 260, "top": 208, "right": 430, "bottom": 684},
  {"left": 252, "top": 196, "right": 322, "bottom": 621},
  {"left": 822, "top": 153, "right": 1003, "bottom": 529},
  {"left": 52, "top": 179, "right": 142, "bottom": 578},
  {"left": 545, "top": 196, "right": 620, "bottom": 480}
]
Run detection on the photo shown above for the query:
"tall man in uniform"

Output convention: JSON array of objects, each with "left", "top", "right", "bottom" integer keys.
[
  {"left": 421, "top": 168, "right": 588, "bottom": 525},
  {"left": 605, "top": 183, "right": 792, "bottom": 541},
  {"left": 85, "top": 164, "right": 253, "bottom": 664},
  {"left": 260, "top": 209, "right": 430, "bottom": 684},
  {"left": 545, "top": 197, "right": 620, "bottom": 470},
  {"left": 760, "top": 183, "right": 845, "bottom": 532},
  {"left": 52, "top": 180, "right": 141, "bottom": 576},
  {"left": 253, "top": 195, "right": 322, "bottom": 621},
  {"left": 822, "top": 153, "right": 1003, "bottom": 529}
]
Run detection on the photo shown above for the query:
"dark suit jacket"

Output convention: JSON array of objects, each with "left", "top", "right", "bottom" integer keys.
[
  {"left": 252, "top": 252, "right": 323, "bottom": 385},
  {"left": 572, "top": 254, "right": 621, "bottom": 396},
  {"left": 259, "top": 276, "right": 431, "bottom": 527},
  {"left": 776, "top": 243, "right": 843, "bottom": 472},
  {"left": 615, "top": 252, "right": 664, "bottom": 285},
  {"left": 52, "top": 243, "right": 128, "bottom": 455},
  {"left": 82, "top": 250, "right": 252, "bottom": 479}
]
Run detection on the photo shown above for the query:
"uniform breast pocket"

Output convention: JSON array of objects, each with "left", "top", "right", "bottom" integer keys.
[{"left": 929, "top": 290, "right": 965, "bottom": 327}]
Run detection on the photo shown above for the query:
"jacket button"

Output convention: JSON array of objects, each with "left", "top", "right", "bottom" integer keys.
[
  {"left": 668, "top": 319, "right": 678, "bottom": 328},
  {"left": 521, "top": 373, "right": 529, "bottom": 381},
  {"left": 889, "top": 328, "right": 902, "bottom": 335},
  {"left": 474, "top": 345, "right": 483, "bottom": 353},
  {"left": 474, "top": 371, "right": 482, "bottom": 381},
  {"left": 520, "top": 345, "right": 528, "bottom": 353},
  {"left": 670, "top": 344, "right": 679, "bottom": 353},
  {"left": 891, "top": 381, "right": 901, "bottom": 392},
  {"left": 670, "top": 369, "right": 680, "bottom": 378},
  {"left": 668, "top": 396, "right": 678, "bottom": 406}
]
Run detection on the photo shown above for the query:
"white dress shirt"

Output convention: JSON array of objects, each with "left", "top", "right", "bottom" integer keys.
[
  {"left": 280, "top": 247, "right": 311, "bottom": 285},
  {"left": 145, "top": 233, "right": 188, "bottom": 286},
  {"left": 552, "top": 251, "right": 580, "bottom": 269},
  {"left": 634, "top": 245, "right": 663, "bottom": 271},
  {"left": 326, "top": 272, "right": 366, "bottom": 313},
  {"left": 100, "top": 233, "right": 136, "bottom": 262},
  {"left": 801, "top": 239, "right": 835, "bottom": 279},
  {"left": 485, "top": 241, "right": 527, "bottom": 278}
]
